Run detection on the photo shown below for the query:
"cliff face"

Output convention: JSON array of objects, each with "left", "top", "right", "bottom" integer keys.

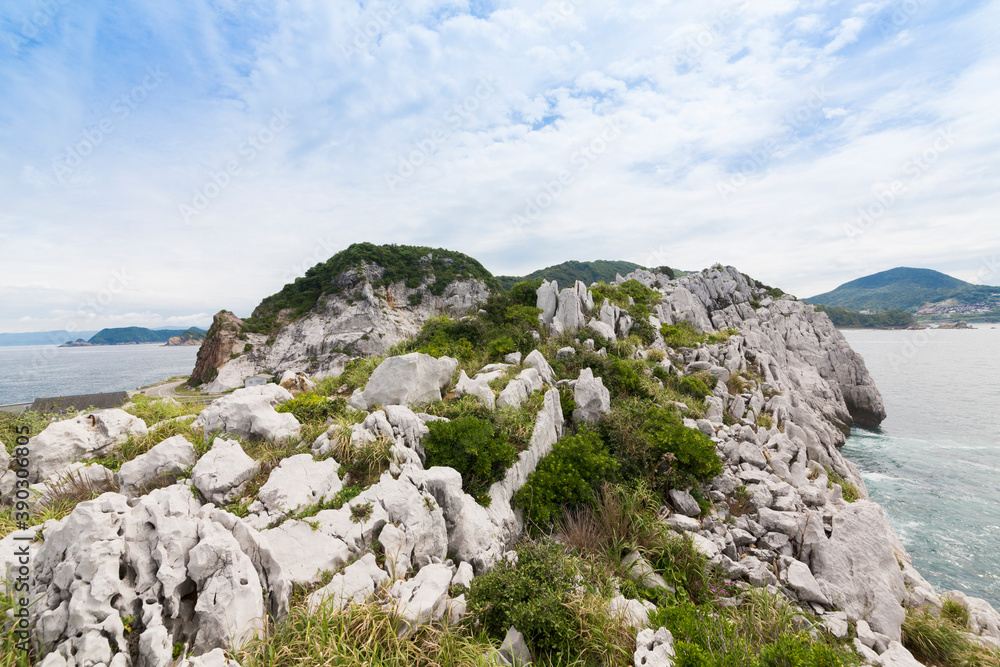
[
  {"left": 200, "top": 265, "right": 490, "bottom": 392},
  {"left": 189, "top": 311, "right": 245, "bottom": 385}
]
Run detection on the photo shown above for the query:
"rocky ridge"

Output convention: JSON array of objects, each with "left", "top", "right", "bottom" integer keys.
[{"left": 2, "top": 264, "right": 998, "bottom": 666}]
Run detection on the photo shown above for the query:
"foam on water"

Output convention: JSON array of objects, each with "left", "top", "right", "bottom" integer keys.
[{"left": 841, "top": 326, "right": 1000, "bottom": 609}]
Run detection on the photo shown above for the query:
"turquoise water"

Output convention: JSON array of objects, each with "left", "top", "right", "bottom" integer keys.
[
  {"left": 0, "top": 344, "right": 200, "bottom": 405},
  {"left": 841, "top": 326, "right": 1000, "bottom": 609}
]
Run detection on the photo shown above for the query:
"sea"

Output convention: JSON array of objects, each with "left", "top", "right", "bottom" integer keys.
[
  {"left": 841, "top": 325, "right": 1000, "bottom": 610},
  {"left": 0, "top": 344, "right": 201, "bottom": 406}
]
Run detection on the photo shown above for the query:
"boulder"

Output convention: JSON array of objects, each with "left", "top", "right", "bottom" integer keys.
[
  {"left": 668, "top": 489, "right": 700, "bottom": 517},
  {"left": 193, "top": 385, "right": 298, "bottom": 442},
  {"left": 536, "top": 280, "right": 559, "bottom": 326},
  {"left": 809, "top": 501, "right": 906, "bottom": 641},
  {"left": 523, "top": 350, "right": 555, "bottom": 385},
  {"left": 556, "top": 346, "right": 576, "bottom": 359},
  {"left": 279, "top": 370, "right": 316, "bottom": 395},
  {"left": 118, "top": 434, "right": 197, "bottom": 498},
  {"left": 572, "top": 368, "right": 611, "bottom": 424},
  {"left": 27, "top": 409, "right": 148, "bottom": 483},
  {"left": 608, "top": 595, "right": 656, "bottom": 629},
  {"left": 390, "top": 562, "right": 455, "bottom": 634},
  {"left": 176, "top": 648, "right": 242, "bottom": 667},
  {"left": 781, "top": 557, "right": 830, "bottom": 606},
  {"left": 634, "top": 626, "right": 675, "bottom": 667},
  {"left": 878, "top": 641, "right": 924, "bottom": 667},
  {"left": 942, "top": 591, "right": 1000, "bottom": 643},
  {"left": 261, "top": 520, "right": 351, "bottom": 585},
  {"left": 307, "top": 553, "right": 389, "bottom": 613},
  {"left": 551, "top": 284, "right": 587, "bottom": 334},
  {"left": 500, "top": 626, "right": 532, "bottom": 666},
  {"left": 622, "top": 551, "right": 672, "bottom": 591},
  {"left": 191, "top": 438, "right": 260, "bottom": 505},
  {"left": 455, "top": 370, "right": 495, "bottom": 410},
  {"left": 257, "top": 454, "right": 342, "bottom": 516},
  {"left": 497, "top": 369, "right": 543, "bottom": 409},
  {"left": 352, "top": 353, "right": 457, "bottom": 410}
]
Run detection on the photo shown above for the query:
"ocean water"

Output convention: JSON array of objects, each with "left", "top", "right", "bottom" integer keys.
[
  {"left": 0, "top": 344, "right": 201, "bottom": 405},
  {"left": 840, "top": 326, "right": 1000, "bottom": 609}
]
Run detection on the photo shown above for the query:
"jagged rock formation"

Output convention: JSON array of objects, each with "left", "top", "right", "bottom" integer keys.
[
  {"left": 7, "top": 258, "right": 1000, "bottom": 666},
  {"left": 197, "top": 261, "right": 491, "bottom": 392},
  {"left": 189, "top": 311, "right": 246, "bottom": 385}
]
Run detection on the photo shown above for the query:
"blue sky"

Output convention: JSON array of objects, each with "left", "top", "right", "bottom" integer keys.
[{"left": 1, "top": 0, "right": 998, "bottom": 333}]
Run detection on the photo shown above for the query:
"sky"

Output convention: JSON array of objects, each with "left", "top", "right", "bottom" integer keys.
[{"left": 1, "top": 0, "right": 998, "bottom": 334}]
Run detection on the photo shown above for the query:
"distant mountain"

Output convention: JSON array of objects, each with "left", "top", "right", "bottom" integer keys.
[
  {"left": 74, "top": 327, "right": 206, "bottom": 346},
  {"left": 497, "top": 260, "right": 668, "bottom": 290},
  {"left": 807, "top": 267, "right": 1000, "bottom": 318},
  {"left": 0, "top": 330, "right": 100, "bottom": 346}
]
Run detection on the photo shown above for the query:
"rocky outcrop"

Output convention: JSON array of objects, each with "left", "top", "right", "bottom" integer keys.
[
  {"left": 190, "top": 310, "right": 245, "bottom": 386},
  {"left": 348, "top": 353, "right": 457, "bottom": 411},
  {"left": 117, "top": 434, "right": 197, "bottom": 498},
  {"left": 27, "top": 409, "right": 148, "bottom": 484},
  {"left": 192, "top": 385, "right": 299, "bottom": 442}
]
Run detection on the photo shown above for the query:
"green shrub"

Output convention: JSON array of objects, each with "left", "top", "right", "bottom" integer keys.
[
  {"left": 339, "top": 356, "right": 384, "bottom": 391},
  {"left": 423, "top": 416, "right": 517, "bottom": 504},
  {"left": 276, "top": 392, "right": 347, "bottom": 423},
  {"left": 467, "top": 541, "right": 587, "bottom": 662},
  {"left": 606, "top": 359, "right": 650, "bottom": 398},
  {"left": 487, "top": 335, "right": 518, "bottom": 360},
  {"left": 557, "top": 384, "right": 577, "bottom": 416},
  {"left": 599, "top": 401, "right": 721, "bottom": 496},
  {"left": 515, "top": 429, "right": 618, "bottom": 531},
  {"left": 825, "top": 467, "right": 860, "bottom": 503},
  {"left": 661, "top": 321, "right": 706, "bottom": 349}
]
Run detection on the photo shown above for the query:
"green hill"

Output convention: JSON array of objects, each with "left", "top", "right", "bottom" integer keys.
[
  {"left": 807, "top": 267, "right": 1000, "bottom": 316},
  {"left": 87, "top": 327, "right": 206, "bottom": 345},
  {"left": 245, "top": 243, "right": 500, "bottom": 334},
  {"left": 497, "top": 260, "right": 667, "bottom": 290}
]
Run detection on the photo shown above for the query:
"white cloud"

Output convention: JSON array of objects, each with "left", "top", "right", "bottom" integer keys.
[{"left": 0, "top": 1, "right": 997, "bottom": 332}]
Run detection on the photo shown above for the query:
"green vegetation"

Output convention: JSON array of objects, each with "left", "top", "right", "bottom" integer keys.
[
  {"left": 814, "top": 305, "right": 916, "bottom": 329},
  {"left": 123, "top": 395, "right": 198, "bottom": 426},
  {"left": 902, "top": 606, "right": 1000, "bottom": 667},
  {"left": 275, "top": 392, "right": 348, "bottom": 423},
  {"left": 0, "top": 409, "right": 52, "bottom": 454},
  {"left": 807, "top": 266, "right": 1000, "bottom": 313},
  {"left": 496, "top": 260, "right": 650, "bottom": 290},
  {"left": 423, "top": 416, "right": 518, "bottom": 505},
  {"left": 85, "top": 326, "right": 205, "bottom": 345},
  {"left": 467, "top": 540, "right": 634, "bottom": 665},
  {"left": 598, "top": 400, "right": 722, "bottom": 497},
  {"left": 515, "top": 429, "right": 618, "bottom": 531},
  {"left": 660, "top": 322, "right": 738, "bottom": 349},
  {"left": 825, "top": 467, "right": 860, "bottom": 503},
  {"left": 245, "top": 243, "right": 500, "bottom": 333}
]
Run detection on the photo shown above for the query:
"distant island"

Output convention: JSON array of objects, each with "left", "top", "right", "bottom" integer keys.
[
  {"left": 0, "top": 330, "right": 101, "bottom": 346},
  {"left": 60, "top": 326, "right": 206, "bottom": 347},
  {"left": 807, "top": 267, "right": 1000, "bottom": 323}
]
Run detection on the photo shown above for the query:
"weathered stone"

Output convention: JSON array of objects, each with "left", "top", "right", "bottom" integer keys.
[
  {"left": 622, "top": 551, "right": 672, "bottom": 591},
  {"left": 573, "top": 368, "right": 611, "bottom": 424},
  {"left": 307, "top": 553, "right": 389, "bottom": 613},
  {"left": 782, "top": 558, "right": 830, "bottom": 606},
  {"left": 193, "top": 385, "right": 298, "bottom": 442},
  {"left": 500, "top": 626, "right": 533, "bottom": 666},
  {"left": 668, "top": 489, "right": 700, "bottom": 517},
  {"left": 191, "top": 438, "right": 260, "bottom": 505},
  {"left": 352, "top": 353, "right": 457, "bottom": 410},
  {"left": 391, "top": 562, "right": 454, "bottom": 634},
  {"left": 279, "top": 370, "right": 317, "bottom": 396},
  {"left": 257, "top": 454, "right": 342, "bottom": 516},
  {"left": 536, "top": 280, "right": 559, "bottom": 326},
  {"left": 523, "top": 350, "right": 555, "bottom": 385},
  {"left": 118, "top": 434, "right": 197, "bottom": 498},
  {"left": 608, "top": 595, "right": 656, "bottom": 629},
  {"left": 28, "top": 409, "right": 148, "bottom": 483},
  {"left": 634, "top": 626, "right": 675, "bottom": 667},
  {"left": 455, "top": 370, "right": 496, "bottom": 409}
]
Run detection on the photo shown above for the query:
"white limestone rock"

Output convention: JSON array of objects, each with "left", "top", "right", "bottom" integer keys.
[
  {"left": 279, "top": 370, "right": 316, "bottom": 396},
  {"left": 536, "top": 279, "right": 559, "bottom": 326},
  {"left": 390, "top": 562, "right": 455, "bottom": 634},
  {"left": 608, "top": 595, "right": 656, "bottom": 629},
  {"left": 191, "top": 438, "right": 260, "bottom": 505},
  {"left": 809, "top": 501, "right": 906, "bottom": 641},
  {"left": 523, "top": 349, "right": 555, "bottom": 385},
  {"left": 634, "top": 626, "right": 675, "bottom": 667},
  {"left": 352, "top": 353, "right": 457, "bottom": 410},
  {"left": 193, "top": 384, "right": 298, "bottom": 442},
  {"left": 455, "top": 370, "right": 495, "bottom": 409},
  {"left": 257, "top": 454, "right": 342, "bottom": 516},
  {"left": 261, "top": 520, "right": 351, "bottom": 585},
  {"left": 573, "top": 367, "right": 610, "bottom": 424},
  {"left": 27, "top": 409, "right": 148, "bottom": 483},
  {"left": 307, "top": 553, "right": 389, "bottom": 613},
  {"left": 118, "top": 434, "right": 197, "bottom": 498}
]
